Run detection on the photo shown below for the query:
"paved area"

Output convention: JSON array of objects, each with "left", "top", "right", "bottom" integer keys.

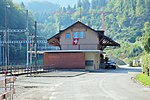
[
  {"left": 28, "top": 71, "right": 87, "bottom": 77},
  {"left": 13, "top": 66, "right": 150, "bottom": 100}
]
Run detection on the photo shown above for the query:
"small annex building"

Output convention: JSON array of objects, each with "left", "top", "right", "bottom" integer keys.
[{"left": 44, "top": 21, "right": 120, "bottom": 70}]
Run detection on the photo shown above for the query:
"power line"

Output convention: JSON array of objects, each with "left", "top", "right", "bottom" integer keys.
[
  {"left": 0, "top": 40, "right": 47, "bottom": 44},
  {"left": 0, "top": 29, "right": 28, "bottom": 33},
  {"left": 52, "top": 11, "right": 116, "bottom": 15}
]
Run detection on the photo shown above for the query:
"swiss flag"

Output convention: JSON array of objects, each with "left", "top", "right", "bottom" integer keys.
[{"left": 72, "top": 38, "right": 79, "bottom": 45}]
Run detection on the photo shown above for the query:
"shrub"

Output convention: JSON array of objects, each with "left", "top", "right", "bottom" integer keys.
[
  {"left": 129, "top": 61, "right": 133, "bottom": 67},
  {"left": 141, "top": 53, "right": 150, "bottom": 76}
]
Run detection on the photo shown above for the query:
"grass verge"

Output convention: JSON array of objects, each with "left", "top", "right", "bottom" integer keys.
[{"left": 136, "top": 73, "right": 150, "bottom": 86}]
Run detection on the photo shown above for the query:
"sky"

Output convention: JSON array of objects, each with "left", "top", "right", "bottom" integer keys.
[{"left": 12, "top": 0, "right": 78, "bottom": 7}]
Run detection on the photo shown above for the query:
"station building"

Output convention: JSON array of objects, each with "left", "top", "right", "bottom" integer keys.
[{"left": 44, "top": 21, "right": 120, "bottom": 70}]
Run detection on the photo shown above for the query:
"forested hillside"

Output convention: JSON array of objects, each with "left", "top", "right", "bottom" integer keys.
[
  {"left": 105, "top": 0, "right": 150, "bottom": 42},
  {"left": 0, "top": 0, "right": 34, "bottom": 64},
  {"left": 105, "top": 0, "right": 150, "bottom": 62},
  {"left": 27, "top": 0, "right": 150, "bottom": 63},
  {"left": 0, "top": 0, "right": 149, "bottom": 65}
]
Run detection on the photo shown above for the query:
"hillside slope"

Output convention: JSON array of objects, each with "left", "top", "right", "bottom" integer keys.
[{"left": 26, "top": 0, "right": 149, "bottom": 63}]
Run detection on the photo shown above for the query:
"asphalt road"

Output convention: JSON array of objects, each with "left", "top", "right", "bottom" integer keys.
[{"left": 13, "top": 66, "right": 150, "bottom": 100}]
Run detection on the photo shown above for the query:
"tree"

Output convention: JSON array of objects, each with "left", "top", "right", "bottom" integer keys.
[
  {"left": 82, "top": 0, "right": 90, "bottom": 11},
  {"left": 21, "top": 2, "right": 25, "bottom": 9},
  {"left": 91, "top": 0, "right": 106, "bottom": 9},
  {"left": 77, "top": 0, "right": 82, "bottom": 8},
  {"left": 62, "top": 7, "right": 67, "bottom": 12},
  {"left": 0, "top": 0, "right": 34, "bottom": 65},
  {"left": 25, "top": 0, "right": 150, "bottom": 62},
  {"left": 91, "top": 0, "right": 97, "bottom": 9},
  {"left": 135, "top": 0, "right": 145, "bottom": 16},
  {"left": 143, "top": 22, "right": 150, "bottom": 53},
  {"left": 145, "top": 0, "right": 150, "bottom": 16}
]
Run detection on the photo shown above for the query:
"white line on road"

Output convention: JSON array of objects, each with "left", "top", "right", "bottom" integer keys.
[{"left": 99, "top": 75, "right": 120, "bottom": 100}]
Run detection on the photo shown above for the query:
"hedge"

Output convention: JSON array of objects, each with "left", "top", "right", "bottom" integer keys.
[{"left": 141, "top": 53, "right": 150, "bottom": 76}]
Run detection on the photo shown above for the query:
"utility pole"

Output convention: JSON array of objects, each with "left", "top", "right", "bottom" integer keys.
[
  {"left": 26, "top": 10, "right": 29, "bottom": 67},
  {"left": 4, "top": 4, "right": 10, "bottom": 97},
  {"left": 5, "top": 5, "right": 9, "bottom": 72},
  {"left": 8, "top": 30, "right": 9, "bottom": 65},
  {"left": 34, "top": 21, "right": 37, "bottom": 69},
  {"left": 0, "top": 35, "right": 1, "bottom": 65}
]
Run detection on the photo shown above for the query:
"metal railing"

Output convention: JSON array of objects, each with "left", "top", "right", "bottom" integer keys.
[{"left": 0, "top": 65, "right": 56, "bottom": 76}]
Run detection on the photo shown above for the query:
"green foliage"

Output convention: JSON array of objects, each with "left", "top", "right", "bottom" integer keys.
[
  {"left": 28, "top": 0, "right": 149, "bottom": 62},
  {"left": 136, "top": 0, "right": 145, "bottom": 16},
  {"left": 91, "top": 0, "right": 106, "bottom": 9},
  {"left": 27, "top": 1, "right": 60, "bottom": 13},
  {"left": 0, "top": 0, "right": 34, "bottom": 29},
  {"left": 106, "top": 42, "right": 143, "bottom": 63},
  {"left": 1, "top": 0, "right": 149, "bottom": 65},
  {"left": 0, "top": 0, "right": 34, "bottom": 65},
  {"left": 129, "top": 61, "right": 133, "bottom": 67},
  {"left": 142, "top": 22, "right": 150, "bottom": 53},
  {"left": 105, "top": 0, "right": 149, "bottom": 42},
  {"left": 82, "top": 0, "right": 90, "bottom": 11},
  {"left": 141, "top": 54, "right": 150, "bottom": 75},
  {"left": 128, "top": 46, "right": 143, "bottom": 57},
  {"left": 136, "top": 73, "right": 150, "bottom": 86}
]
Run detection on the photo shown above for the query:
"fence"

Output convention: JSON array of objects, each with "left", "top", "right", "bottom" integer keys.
[
  {"left": 0, "top": 65, "right": 56, "bottom": 100},
  {"left": 0, "top": 65, "right": 56, "bottom": 76},
  {"left": 0, "top": 76, "right": 16, "bottom": 100}
]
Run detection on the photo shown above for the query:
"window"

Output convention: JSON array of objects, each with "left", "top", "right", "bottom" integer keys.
[
  {"left": 85, "top": 60, "right": 94, "bottom": 66},
  {"left": 66, "top": 33, "right": 70, "bottom": 39},
  {"left": 80, "top": 32, "right": 85, "bottom": 38},
  {"left": 73, "top": 32, "right": 79, "bottom": 38},
  {"left": 73, "top": 31, "right": 85, "bottom": 38}
]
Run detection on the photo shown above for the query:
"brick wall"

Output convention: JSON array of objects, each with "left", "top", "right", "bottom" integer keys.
[{"left": 43, "top": 52, "right": 85, "bottom": 69}]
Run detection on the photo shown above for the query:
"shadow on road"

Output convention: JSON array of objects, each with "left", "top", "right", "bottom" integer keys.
[
  {"left": 48, "top": 66, "right": 142, "bottom": 74},
  {"left": 91, "top": 66, "right": 142, "bottom": 74},
  {"left": 109, "top": 67, "right": 141, "bottom": 73}
]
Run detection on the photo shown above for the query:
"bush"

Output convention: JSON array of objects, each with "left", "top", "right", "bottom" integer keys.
[
  {"left": 129, "top": 61, "right": 133, "bottom": 67},
  {"left": 141, "top": 53, "right": 150, "bottom": 76}
]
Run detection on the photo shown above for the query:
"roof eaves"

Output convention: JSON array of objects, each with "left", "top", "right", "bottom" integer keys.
[
  {"left": 99, "top": 33, "right": 120, "bottom": 47},
  {"left": 47, "top": 21, "right": 120, "bottom": 47},
  {"left": 47, "top": 21, "right": 81, "bottom": 41},
  {"left": 47, "top": 33, "right": 59, "bottom": 41}
]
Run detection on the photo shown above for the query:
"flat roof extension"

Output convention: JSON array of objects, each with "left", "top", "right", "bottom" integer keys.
[{"left": 28, "top": 50, "right": 104, "bottom": 54}]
